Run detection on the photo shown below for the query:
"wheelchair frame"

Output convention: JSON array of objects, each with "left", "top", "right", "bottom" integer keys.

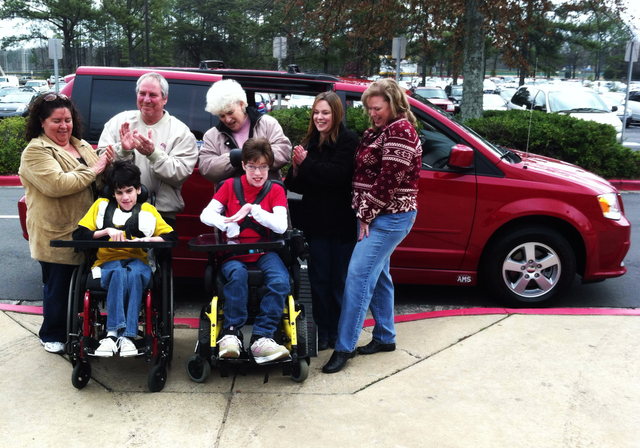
[
  {"left": 185, "top": 230, "right": 317, "bottom": 383},
  {"left": 50, "top": 239, "right": 177, "bottom": 392}
]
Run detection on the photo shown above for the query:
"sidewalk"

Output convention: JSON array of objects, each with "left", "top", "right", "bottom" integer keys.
[{"left": 1, "top": 306, "right": 639, "bottom": 447}]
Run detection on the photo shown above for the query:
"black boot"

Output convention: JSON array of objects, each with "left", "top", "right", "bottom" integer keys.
[
  {"left": 322, "top": 350, "right": 356, "bottom": 374},
  {"left": 356, "top": 339, "right": 396, "bottom": 355}
]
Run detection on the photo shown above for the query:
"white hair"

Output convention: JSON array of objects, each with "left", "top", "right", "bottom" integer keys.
[{"left": 205, "top": 79, "right": 247, "bottom": 115}]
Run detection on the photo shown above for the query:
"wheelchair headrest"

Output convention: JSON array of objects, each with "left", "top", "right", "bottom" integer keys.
[
  {"left": 229, "top": 148, "right": 243, "bottom": 169},
  {"left": 101, "top": 184, "right": 149, "bottom": 204}
]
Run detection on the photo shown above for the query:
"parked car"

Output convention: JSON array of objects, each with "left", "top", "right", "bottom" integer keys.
[
  {"left": 19, "top": 76, "right": 33, "bottom": 85},
  {"left": 0, "top": 86, "right": 21, "bottom": 98},
  {"left": 286, "top": 93, "right": 316, "bottom": 108},
  {"left": 483, "top": 79, "right": 498, "bottom": 93},
  {"left": 413, "top": 87, "right": 456, "bottom": 113},
  {"left": 17, "top": 66, "right": 630, "bottom": 307},
  {"left": 599, "top": 92, "right": 632, "bottom": 127},
  {"left": 508, "top": 84, "right": 623, "bottom": 141},
  {"left": 483, "top": 93, "right": 508, "bottom": 111},
  {"left": 24, "top": 80, "right": 49, "bottom": 93},
  {"left": 444, "top": 84, "right": 463, "bottom": 113},
  {"left": 498, "top": 87, "right": 517, "bottom": 103},
  {"left": 254, "top": 92, "right": 271, "bottom": 114},
  {"left": 625, "top": 90, "right": 640, "bottom": 126},
  {"left": 49, "top": 75, "right": 64, "bottom": 85},
  {"left": 0, "top": 75, "right": 19, "bottom": 88},
  {"left": 0, "top": 91, "right": 37, "bottom": 117}
]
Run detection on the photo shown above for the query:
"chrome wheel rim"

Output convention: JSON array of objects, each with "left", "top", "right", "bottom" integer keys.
[{"left": 502, "top": 241, "right": 561, "bottom": 299}]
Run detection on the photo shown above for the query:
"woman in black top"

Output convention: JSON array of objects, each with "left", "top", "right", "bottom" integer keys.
[{"left": 284, "top": 92, "right": 359, "bottom": 351}]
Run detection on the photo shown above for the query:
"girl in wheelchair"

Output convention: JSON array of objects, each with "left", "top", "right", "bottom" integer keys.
[
  {"left": 73, "top": 159, "right": 178, "bottom": 357},
  {"left": 199, "top": 137, "right": 291, "bottom": 364}
]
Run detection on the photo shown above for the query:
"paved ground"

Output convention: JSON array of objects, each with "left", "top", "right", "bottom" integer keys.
[{"left": 2, "top": 307, "right": 639, "bottom": 447}]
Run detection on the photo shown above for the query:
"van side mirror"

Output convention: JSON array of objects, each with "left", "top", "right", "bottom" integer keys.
[
  {"left": 448, "top": 144, "right": 474, "bottom": 170},
  {"left": 611, "top": 105, "right": 618, "bottom": 112}
]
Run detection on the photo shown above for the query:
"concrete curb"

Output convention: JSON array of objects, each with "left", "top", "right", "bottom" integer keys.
[{"left": 2, "top": 302, "right": 638, "bottom": 329}]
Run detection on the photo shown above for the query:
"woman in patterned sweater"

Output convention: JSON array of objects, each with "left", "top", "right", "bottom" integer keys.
[{"left": 323, "top": 79, "right": 422, "bottom": 374}]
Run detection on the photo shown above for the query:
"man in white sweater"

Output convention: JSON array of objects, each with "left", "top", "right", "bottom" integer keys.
[{"left": 98, "top": 72, "right": 198, "bottom": 225}]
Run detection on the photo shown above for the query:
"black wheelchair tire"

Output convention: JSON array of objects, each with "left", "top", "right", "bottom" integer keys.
[
  {"left": 298, "top": 266, "right": 317, "bottom": 357},
  {"left": 71, "top": 361, "right": 91, "bottom": 390},
  {"left": 148, "top": 363, "right": 168, "bottom": 392},
  {"left": 186, "top": 354, "right": 210, "bottom": 383}
]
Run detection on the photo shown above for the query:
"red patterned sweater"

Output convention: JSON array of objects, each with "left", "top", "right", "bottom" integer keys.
[{"left": 352, "top": 116, "right": 422, "bottom": 223}]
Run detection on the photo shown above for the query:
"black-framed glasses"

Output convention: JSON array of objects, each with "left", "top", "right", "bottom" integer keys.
[{"left": 43, "top": 93, "right": 69, "bottom": 102}]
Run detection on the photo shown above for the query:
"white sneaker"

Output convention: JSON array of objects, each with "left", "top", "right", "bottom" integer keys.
[
  {"left": 250, "top": 338, "right": 289, "bottom": 364},
  {"left": 93, "top": 336, "right": 118, "bottom": 357},
  {"left": 40, "top": 340, "right": 65, "bottom": 354},
  {"left": 118, "top": 337, "right": 139, "bottom": 357},
  {"left": 218, "top": 334, "right": 242, "bottom": 358}
]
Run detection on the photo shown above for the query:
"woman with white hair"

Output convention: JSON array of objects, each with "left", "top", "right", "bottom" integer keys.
[{"left": 198, "top": 79, "right": 291, "bottom": 184}]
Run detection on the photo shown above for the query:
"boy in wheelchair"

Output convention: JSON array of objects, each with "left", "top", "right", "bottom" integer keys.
[
  {"left": 199, "top": 137, "right": 291, "bottom": 364},
  {"left": 72, "top": 159, "right": 178, "bottom": 357}
]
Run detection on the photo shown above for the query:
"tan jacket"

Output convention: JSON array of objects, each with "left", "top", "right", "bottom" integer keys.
[
  {"left": 198, "top": 109, "right": 291, "bottom": 184},
  {"left": 19, "top": 135, "right": 100, "bottom": 265}
]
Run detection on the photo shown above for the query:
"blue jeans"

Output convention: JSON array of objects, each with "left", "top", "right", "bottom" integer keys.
[
  {"left": 335, "top": 210, "right": 416, "bottom": 353},
  {"left": 100, "top": 258, "right": 151, "bottom": 338},
  {"left": 220, "top": 251, "right": 290, "bottom": 338},
  {"left": 307, "top": 235, "right": 355, "bottom": 343},
  {"left": 39, "top": 262, "right": 77, "bottom": 343}
]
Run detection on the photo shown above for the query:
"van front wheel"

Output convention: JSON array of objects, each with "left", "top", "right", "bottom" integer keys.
[{"left": 484, "top": 226, "right": 576, "bottom": 307}]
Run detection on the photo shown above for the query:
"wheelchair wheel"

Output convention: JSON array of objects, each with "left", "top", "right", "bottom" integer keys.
[
  {"left": 71, "top": 361, "right": 91, "bottom": 389},
  {"left": 148, "top": 363, "right": 168, "bottom": 392},
  {"left": 66, "top": 267, "right": 79, "bottom": 349},
  {"left": 163, "top": 266, "right": 175, "bottom": 364},
  {"left": 298, "top": 266, "right": 317, "bottom": 357},
  {"left": 290, "top": 358, "right": 309, "bottom": 383},
  {"left": 186, "top": 354, "right": 211, "bottom": 383}
]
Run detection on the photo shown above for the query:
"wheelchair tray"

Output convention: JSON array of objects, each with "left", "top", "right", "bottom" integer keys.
[
  {"left": 188, "top": 233, "right": 285, "bottom": 253},
  {"left": 50, "top": 240, "right": 178, "bottom": 249}
]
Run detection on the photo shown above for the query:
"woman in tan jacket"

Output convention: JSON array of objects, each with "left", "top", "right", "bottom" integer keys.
[{"left": 19, "top": 93, "right": 113, "bottom": 354}]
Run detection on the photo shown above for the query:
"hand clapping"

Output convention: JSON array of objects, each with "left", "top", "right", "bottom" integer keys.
[
  {"left": 224, "top": 203, "right": 253, "bottom": 223},
  {"left": 119, "top": 123, "right": 155, "bottom": 155}
]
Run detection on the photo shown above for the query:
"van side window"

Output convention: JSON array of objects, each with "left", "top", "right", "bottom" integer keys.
[
  {"left": 89, "top": 79, "right": 138, "bottom": 142},
  {"left": 88, "top": 79, "right": 213, "bottom": 143},
  {"left": 413, "top": 115, "right": 458, "bottom": 170}
]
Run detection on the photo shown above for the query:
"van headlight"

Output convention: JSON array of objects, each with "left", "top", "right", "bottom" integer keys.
[{"left": 598, "top": 193, "right": 621, "bottom": 220}]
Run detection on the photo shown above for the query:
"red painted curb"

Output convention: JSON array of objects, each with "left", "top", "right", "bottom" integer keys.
[
  {"left": 609, "top": 179, "right": 640, "bottom": 191},
  {"left": 2, "top": 303, "right": 638, "bottom": 330},
  {"left": 0, "top": 176, "right": 21, "bottom": 187}
]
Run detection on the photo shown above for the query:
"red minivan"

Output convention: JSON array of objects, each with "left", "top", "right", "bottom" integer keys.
[{"left": 19, "top": 66, "right": 630, "bottom": 307}]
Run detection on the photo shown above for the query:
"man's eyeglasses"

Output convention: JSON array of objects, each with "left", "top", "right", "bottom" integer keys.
[
  {"left": 245, "top": 165, "right": 270, "bottom": 172},
  {"left": 43, "top": 93, "right": 69, "bottom": 102}
]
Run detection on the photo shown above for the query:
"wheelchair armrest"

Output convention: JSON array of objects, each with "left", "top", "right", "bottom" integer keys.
[{"left": 288, "top": 229, "right": 308, "bottom": 260}]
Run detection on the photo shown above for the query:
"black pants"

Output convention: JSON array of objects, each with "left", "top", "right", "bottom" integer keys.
[{"left": 39, "top": 262, "right": 76, "bottom": 343}]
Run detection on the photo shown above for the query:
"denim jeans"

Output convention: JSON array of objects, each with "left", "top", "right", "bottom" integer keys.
[
  {"left": 307, "top": 235, "right": 355, "bottom": 343},
  {"left": 220, "top": 251, "right": 290, "bottom": 339},
  {"left": 39, "top": 262, "right": 77, "bottom": 343},
  {"left": 335, "top": 210, "right": 417, "bottom": 353},
  {"left": 100, "top": 258, "right": 151, "bottom": 338}
]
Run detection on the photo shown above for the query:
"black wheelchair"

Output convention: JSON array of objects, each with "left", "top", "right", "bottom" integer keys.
[
  {"left": 185, "top": 230, "right": 317, "bottom": 383},
  {"left": 50, "top": 188, "right": 178, "bottom": 392}
]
